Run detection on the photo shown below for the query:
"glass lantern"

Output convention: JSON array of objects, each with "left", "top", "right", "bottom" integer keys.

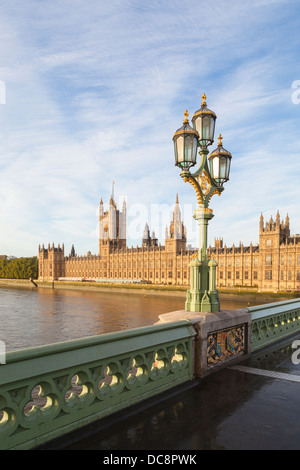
[
  {"left": 173, "top": 110, "right": 199, "bottom": 170},
  {"left": 191, "top": 93, "right": 216, "bottom": 148},
  {"left": 208, "top": 134, "right": 232, "bottom": 186}
]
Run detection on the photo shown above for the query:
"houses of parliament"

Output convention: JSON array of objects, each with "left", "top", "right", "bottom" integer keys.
[{"left": 38, "top": 192, "right": 300, "bottom": 293}]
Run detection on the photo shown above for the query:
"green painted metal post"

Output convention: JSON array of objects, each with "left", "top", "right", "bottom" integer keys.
[
  {"left": 174, "top": 99, "right": 232, "bottom": 313},
  {"left": 185, "top": 257, "right": 202, "bottom": 311},
  {"left": 186, "top": 207, "right": 215, "bottom": 312},
  {"left": 208, "top": 258, "right": 220, "bottom": 312}
]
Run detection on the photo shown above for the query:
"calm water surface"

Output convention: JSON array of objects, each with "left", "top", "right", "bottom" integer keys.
[{"left": 0, "top": 286, "right": 264, "bottom": 351}]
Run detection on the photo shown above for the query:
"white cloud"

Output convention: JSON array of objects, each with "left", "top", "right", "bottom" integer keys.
[{"left": 0, "top": 0, "right": 299, "bottom": 257}]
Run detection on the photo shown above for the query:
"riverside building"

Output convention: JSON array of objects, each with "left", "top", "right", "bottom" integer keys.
[{"left": 38, "top": 194, "right": 300, "bottom": 293}]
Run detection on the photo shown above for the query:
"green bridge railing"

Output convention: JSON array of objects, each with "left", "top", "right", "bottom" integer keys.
[
  {"left": 0, "top": 321, "right": 195, "bottom": 450},
  {"left": 249, "top": 299, "right": 300, "bottom": 351}
]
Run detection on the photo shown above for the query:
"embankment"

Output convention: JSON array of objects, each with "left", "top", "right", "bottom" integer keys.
[{"left": 0, "top": 278, "right": 297, "bottom": 303}]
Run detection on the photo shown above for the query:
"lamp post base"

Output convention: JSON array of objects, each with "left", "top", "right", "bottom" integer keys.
[
  {"left": 184, "top": 207, "right": 221, "bottom": 313},
  {"left": 185, "top": 291, "right": 202, "bottom": 312},
  {"left": 185, "top": 288, "right": 220, "bottom": 313},
  {"left": 207, "top": 290, "right": 220, "bottom": 313}
]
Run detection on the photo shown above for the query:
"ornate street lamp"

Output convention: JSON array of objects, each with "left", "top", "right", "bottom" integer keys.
[
  {"left": 172, "top": 93, "right": 232, "bottom": 312},
  {"left": 191, "top": 93, "right": 216, "bottom": 148},
  {"left": 173, "top": 110, "right": 199, "bottom": 170},
  {"left": 208, "top": 134, "right": 232, "bottom": 186}
]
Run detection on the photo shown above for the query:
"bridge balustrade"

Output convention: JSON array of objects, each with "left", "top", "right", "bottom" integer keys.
[
  {"left": 0, "top": 321, "right": 195, "bottom": 450},
  {"left": 1, "top": 298, "right": 300, "bottom": 450}
]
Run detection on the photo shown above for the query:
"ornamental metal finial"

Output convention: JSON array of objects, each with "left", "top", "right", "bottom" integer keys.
[
  {"left": 202, "top": 93, "right": 207, "bottom": 106},
  {"left": 183, "top": 109, "right": 189, "bottom": 123},
  {"left": 218, "top": 134, "right": 223, "bottom": 146}
]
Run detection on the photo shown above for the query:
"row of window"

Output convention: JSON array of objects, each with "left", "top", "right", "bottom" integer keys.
[
  {"left": 42, "top": 252, "right": 300, "bottom": 273},
  {"left": 219, "top": 258, "right": 258, "bottom": 267},
  {"left": 265, "top": 270, "right": 300, "bottom": 281},
  {"left": 265, "top": 254, "right": 300, "bottom": 266},
  {"left": 218, "top": 254, "right": 300, "bottom": 267},
  {"left": 219, "top": 271, "right": 255, "bottom": 280},
  {"left": 219, "top": 270, "right": 300, "bottom": 281},
  {"left": 64, "top": 270, "right": 189, "bottom": 279}
]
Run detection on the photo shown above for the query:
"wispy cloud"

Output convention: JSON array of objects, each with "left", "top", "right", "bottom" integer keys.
[{"left": 0, "top": 0, "right": 299, "bottom": 256}]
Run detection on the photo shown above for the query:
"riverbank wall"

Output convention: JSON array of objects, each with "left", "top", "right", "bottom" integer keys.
[{"left": 0, "top": 278, "right": 297, "bottom": 303}]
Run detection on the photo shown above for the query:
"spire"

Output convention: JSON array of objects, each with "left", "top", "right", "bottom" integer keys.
[
  {"left": 173, "top": 193, "right": 182, "bottom": 239},
  {"left": 259, "top": 212, "right": 264, "bottom": 232},
  {"left": 70, "top": 245, "right": 76, "bottom": 257},
  {"left": 276, "top": 210, "right": 280, "bottom": 227},
  {"left": 151, "top": 230, "right": 158, "bottom": 247},
  {"left": 284, "top": 213, "right": 290, "bottom": 238},
  {"left": 285, "top": 213, "right": 290, "bottom": 227},
  {"left": 143, "top": 222, "right": 150, "bottom": 238},
  {"left": 142, "top": 223, "right": 151, "bottom": 247},
  {"left": 110, "top": 181, "right": 115, "bottom": 205}
]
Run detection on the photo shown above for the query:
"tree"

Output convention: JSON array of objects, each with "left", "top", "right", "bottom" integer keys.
[{"left": 0, "top": 257, "right": 38, "bottom": 279}]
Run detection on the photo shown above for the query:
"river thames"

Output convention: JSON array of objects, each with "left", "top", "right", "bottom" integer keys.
[{"left": 0, "top": 285, "right": 269, "bottom": 352}]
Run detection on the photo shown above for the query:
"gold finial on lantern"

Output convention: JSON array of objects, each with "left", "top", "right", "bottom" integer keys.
[
  {"left": 202, "top": 93, "right": 207, "bottom": 106},
  {"left": 183, "top": 109, "right": 189, "bottom": 123}
]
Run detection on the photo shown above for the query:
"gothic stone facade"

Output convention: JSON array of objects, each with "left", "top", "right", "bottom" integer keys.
[
  {"left": 210, "top": 212, "right": 300, "bottom": 292},
  {"left": 38, "top": 197, "right": 300, "bottom": 293}
]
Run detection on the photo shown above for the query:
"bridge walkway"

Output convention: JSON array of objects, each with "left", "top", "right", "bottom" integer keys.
[{"left": 39, "top": 333, "right": 300, "bottom": 451}]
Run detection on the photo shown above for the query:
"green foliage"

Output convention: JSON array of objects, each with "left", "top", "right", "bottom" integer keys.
[{"left": 0, "top": 257, "right": 38, "bottom": 279}]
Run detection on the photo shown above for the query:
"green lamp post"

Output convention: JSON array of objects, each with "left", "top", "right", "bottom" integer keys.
[{"left": 173, "top": 94, "right": 232, "bottom": 312}]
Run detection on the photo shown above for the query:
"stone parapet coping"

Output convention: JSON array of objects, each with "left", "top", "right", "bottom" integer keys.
[{"left": 156, "top": 309, "right": 251, "bottom": 377}]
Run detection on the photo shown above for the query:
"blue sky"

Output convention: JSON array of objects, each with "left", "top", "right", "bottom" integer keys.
[{"left": 0, "top": 0, "right": 299, "bottom": 257}]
